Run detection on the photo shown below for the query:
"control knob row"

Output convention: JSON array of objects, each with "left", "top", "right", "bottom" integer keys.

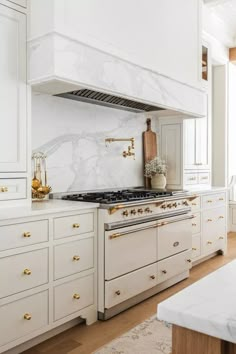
[{"left": 122, "top": 207, "right": 153, "bottom": 217}]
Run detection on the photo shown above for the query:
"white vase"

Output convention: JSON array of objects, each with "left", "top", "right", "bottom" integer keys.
[{"left": 151, "top": 174, "right": 166, "bottom": 189}]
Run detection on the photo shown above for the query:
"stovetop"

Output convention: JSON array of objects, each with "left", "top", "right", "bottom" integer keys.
[{"left": 62, "top": 189, "right": 173, "bottom": 204}]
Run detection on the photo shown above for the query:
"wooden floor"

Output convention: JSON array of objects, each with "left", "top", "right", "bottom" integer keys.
[{"left": 24, "top": 233, "right": 236, "bottom": 354}]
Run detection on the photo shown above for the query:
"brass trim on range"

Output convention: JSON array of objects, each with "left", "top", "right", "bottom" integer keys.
[{"left": 108, "top": 201, "right": 164, "bottom": 215}]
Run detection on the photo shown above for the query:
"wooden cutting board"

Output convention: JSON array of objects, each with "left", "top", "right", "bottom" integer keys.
[{"left": 143, "top": 118, "right": 158, "bottom": 188}]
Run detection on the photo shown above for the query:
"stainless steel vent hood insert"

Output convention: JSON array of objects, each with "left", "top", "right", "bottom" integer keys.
[{"left": 56, "top": 89, "right": 165, "bottom": 113}]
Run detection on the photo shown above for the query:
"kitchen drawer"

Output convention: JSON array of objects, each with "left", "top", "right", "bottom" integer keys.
[
  {"left": 54, "top": 212, "right": 94, "bottom": 239},
  {"left": 189, "top": 196, "right": 201, "bottom": 212},
  {"left": 0, "top": 220, "right": 48, "bottom": 251},
  {"left": 198, "top": 172, "right": 210, "bottom": 184},
  {"left": 184, "top": 173, "right": 198, "bottom": 185},
  {"left": 192, "top": 235, "right": 201, "bottom": 259},
  {"left": 105, "top": 263, "right": 157, "bottom": 309},
  {"left": 157, "top": 216, "right": 192, "bottom": 260},
  {"left": 202, "top": 192, "right": 226, "bottom": 209},
  {"left": 105, "top": 221, "right": 157, "bottom": 280},
  {"left": 0, "top": 248, "right": 48, "bottom": 298},
  {"left": 54, "top": 238, "right": 94, "bottom": 280},
  {"left": 202, "top": 207, "right": 226, "bottom": 237},
  {"left": 54, "top": 274, "right": 94, "bottom": 321},
  {"left": 0, "top": 290, "right": 48, "bottom": 347},
  {"left": 0, "top": 178, "right": 26, "bottom": 201},
  {"left": 191, "top": 213, "right": 201, "bottom": 235},
  {"left": 157, "top": 250, "right": 192, "bottom": 284}
]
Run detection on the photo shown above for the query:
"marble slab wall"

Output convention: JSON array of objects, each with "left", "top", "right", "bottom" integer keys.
[{"left": 32, "top": 93, "right": 158, "bottom": 193}]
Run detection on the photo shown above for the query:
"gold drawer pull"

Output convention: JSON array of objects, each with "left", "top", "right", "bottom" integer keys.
[
  {"left": 23, "top": 268, "right": 32, "bottom": 275},
  {"left": 23, "top": 232, "right": 31, "bottom": 238},
  {"left": 219, "top": 198, "right": 224, "bottom": 201},
  {"left": 24, "top": 313, "right": 32, "bottom": 320},
  {"left": 115, "top": 290, "right": 121, "bottom": 296},
  {"left": 192, "top": 223, "right": 197, "bottom": 226},
  {"left": 187, "top": 259, "right": 192, "bottom": 263},
  {"left": 73, "top": 255, "right": 80, "bottom": 261},
  {"left": 207, "top": 219, "right": 212, "bottom": 222},
  {"left": 73, "top": 293, "right": 80, "bottom": 300},
  {"left": 192, "top": 203, "right": 197, "bottom": 206},
  {"left": 0, "top": 186, "right": 8, "bottom": 193},
  {"left": 73, "top": 223, "right": 80, "bottom": 228},
  {"left": 207, "top": 241, "right": 213, "bottom": 244},
  {"left": 207, "top": 200, "right": 213, "bottom": 203},
  {"left": 109, "top": 233, "right": 121, "bottom": 240},
  {"left": 219, "top": 215, "right": 224, "bottom": 219},
  {"left": 201, "top": 177, "right": 208, "bottom": 180},
  {"left": 192, "top": 247, "right": 197, "bottom": 251},
  {"left": 219, "top": 236, "right": 224, "bottom": 240},
  {"left": 162, "top": 270, "right": 167, "bottom": 274},
  {"left": 150, "top": 275, "right": 155, "bottom": 280}
]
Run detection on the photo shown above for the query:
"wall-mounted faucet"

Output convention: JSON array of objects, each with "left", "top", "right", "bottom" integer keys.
[{"left": 105, "top": 137, "right": 135, "bottom": 159}]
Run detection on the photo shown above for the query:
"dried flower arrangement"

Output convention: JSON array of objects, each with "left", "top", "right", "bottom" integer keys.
[{"left": 144, "top": 156, "right": 167, "bottom": 178}]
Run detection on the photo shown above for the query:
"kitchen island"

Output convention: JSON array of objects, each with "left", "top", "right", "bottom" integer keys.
[{"left": 157, "top": 259, "right": 236, "bottom": 354}]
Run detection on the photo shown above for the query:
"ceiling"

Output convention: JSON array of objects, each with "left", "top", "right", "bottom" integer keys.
[{"left": 204, "top": 0, "right": 236, "bottom": 44}]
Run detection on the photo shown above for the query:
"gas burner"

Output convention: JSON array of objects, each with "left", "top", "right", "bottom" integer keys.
[{"left": 62, "top": 189, "right": 173, "bottom": 204}]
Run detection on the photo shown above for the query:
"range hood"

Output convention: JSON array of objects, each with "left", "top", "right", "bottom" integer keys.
[{"left": 56, "top": 89, "right": 165, "bottom": 113}]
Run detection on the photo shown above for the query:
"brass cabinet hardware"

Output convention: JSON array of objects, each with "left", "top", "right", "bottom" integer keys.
[
  {"left": 207, "top": 219, "right": 212, "bottom": 222},
  {"left": 192, "top": 202, "right": 197, "bottom": 206},
  {"left": 72, "top": 223, "right": 80, "bottom": 228},
  {"left": 207, "top": 200, "right": 213, "bottom": 203},
  {"left": 219, "top": 215, "right": 224, "bottom": 219},
  {"left": 0, "top": 186, "right": 8, "bottom": 193},
  {"left": 219, "top": 236, "right": 224, "bottom": 240},
  {"left": 24, "top": 313, "right": 32, "bottom": 320},
  {"left": 207, "top": 241, "right": 213, "bottom": 244},
  {"left": 162, "top": 270, "right": 167, "bottom": 274},
  {"left": 173, "top": 241, "right": 179, "bottom": 247},
  {"left": 192, "top": 223, "right": 197, "bottom": 226},
  {"left": 219, "top": 198, "right": 224, "bottom": 201},
  {"left": 189, "top": 177, "right": 196, "bottom": 181},
  {"left": 187, "top": 259, "right": 192, "bottom": 263},
  {"left": 73, "top": 293, "right": 80, "bottom": 300},
  {"left": 150, "top": 275, "right": 155, "bottom": 279},
  {"left": 23, "top": 232, "right": 31, "bottom": 238},
  {"left": 115, "top": 290, "right": 121, "bottom": 295},
  {"left": 192, "top": 247, "right": 197, "bottom": 251},
  {"left": 108, "top": 205, "right": 125, "bottom": 215},
  {"left": 73, "top": 255, "right": 80, "bottom": 261},
  {"left": 187, "top": 195, "right": 198, "bottom": 202},
  {"left": 23, "top": 268, "right": 32, "bottom": 275},
  {"left": 109, "top": 233, "right": 122, "bottom": 240}
]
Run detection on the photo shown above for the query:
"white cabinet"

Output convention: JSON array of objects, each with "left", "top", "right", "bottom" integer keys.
[{"left": 0, "top": 5, "right": 27, "bottom": 173}]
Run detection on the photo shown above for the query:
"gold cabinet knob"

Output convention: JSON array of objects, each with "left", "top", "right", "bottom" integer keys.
[
  {"left": 162, "top": 270, "right": 167, "bottom": 274},
  {"left": 0, "top": 186, "right": 8, "bottom": 193},
  {"left": 73, "top": 255, "right": 80, "bottom": 261},
  {"left": 115, "top": 290, "right": 121, "bottom": 295},
  {"left": 122, "top": 210, "right": 128, "bottom": 217},
  {"left": 219, "top": 236, "right": 224, "bottom": 240},
  {"left": 24, "top": 313, "right": 32, "bottom": 320},
  {"left": 150, "top": 275, "right": 155, "bottom": 280},
  {"left": 192, "top": 223, "right": 197, "bottom": 226},
  {"left": 73, "top": 293, "right": 80, "bottom": 300},
  {"left": 23, "top": 268, "right": 32, "bottom": 275},
  {"left": 187, "top": 259, "right": 192, "bottom": 263},
  {"left": 207, "top": 219, "right": 212, "bottom": 222},
  {"left": 207, "top": 200, "right": 213, "bottom": 203},
  {"left": 192, "top": 247, "right": 197, "bottom": 251},
  {"left": 73, "top": 223, "right": 80, "bottom": 228},
  {"left": 219, "top": 215, "right": 224, "bottom": 219},
  {"left": 207, "top": 241, "right": 213, "bottom": 244},
  {"left": 219, "top": 198, "right": 224, "bottom": 201},
  {"left": 23, "top": 232, "right": 31, "bottom": 238}
]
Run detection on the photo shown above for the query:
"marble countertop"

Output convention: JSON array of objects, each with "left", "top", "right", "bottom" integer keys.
[
  {"left": 157, "top": 260, "right": 236, "bottom": 343},
  {"left": 0, "top": 200, "right": 99, "bottom": 221}
]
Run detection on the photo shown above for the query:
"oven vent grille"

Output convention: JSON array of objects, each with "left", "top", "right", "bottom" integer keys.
[{"left": 56, "top": 89, "right": 165, "bottom": 113}]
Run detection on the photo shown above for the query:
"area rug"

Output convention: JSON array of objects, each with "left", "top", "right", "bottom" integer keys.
[{"left": 94, "top": 315, "right": 172, "bottom": 354}]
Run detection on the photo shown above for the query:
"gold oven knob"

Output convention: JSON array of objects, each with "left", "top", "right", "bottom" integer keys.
[
  {"left": 161, "top": 204, "right": 167, "bottom": 209},
  {"left": 138, "top": 208, "right": 143, "bottom": 214},
  {"left": 73, "top": 255, "right": 80, "bottom": 261},
  {"left": 172, "top": 202, "right": 177, "bottom": 208},
  {"left": 73, "top": 293, "right": 80, "bottom": 300},
  {"left": 73, "top": 223, "right": 80, "bottom": 228},
  {"left": 130, "top": 209, "right": 136, "bottom": 215},
  {"left": 144, "top": 207, "right": 152, "bottom": 213},
  {"left": 23, "top": 232, "right": 31, "bottom": 238},
  {"left": 24, "top": 313, "right": 32, "bottom": 321},
  {"left": 167, "top": 203, "right": 172, "bottom": 208},
  {"left": 122, "top": 210, "right": 128, "bottom": 217},
  {"left": 23, "top": 269, "right": 32, "bottom": 275},
  {"left": 182, "top": 201, "right": 189, "bottom": 206}
]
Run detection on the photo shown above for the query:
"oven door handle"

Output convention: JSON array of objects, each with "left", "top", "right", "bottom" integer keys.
[{"left": 109, "top": 214, "right": 195, "bottom": 239}]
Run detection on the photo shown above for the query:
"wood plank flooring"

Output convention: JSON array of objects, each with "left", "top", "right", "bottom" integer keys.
[{"left": 23, "top": 233, "right": 236, "bottom": 354}]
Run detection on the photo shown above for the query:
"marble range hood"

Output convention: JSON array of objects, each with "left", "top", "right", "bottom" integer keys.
[{"left": 28, "top": 32, "right": 206, "bottom": 117}]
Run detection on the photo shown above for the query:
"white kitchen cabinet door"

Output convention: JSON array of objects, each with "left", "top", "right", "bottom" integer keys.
[
  {"left": 195, "top": 116, "right": 209, "bottom": 169},
  {"left": 184, "top": 119, "right": 196, "bottom": 169},
  {"left": 0, "top": 5, "right": 27, "bottom": 172}
]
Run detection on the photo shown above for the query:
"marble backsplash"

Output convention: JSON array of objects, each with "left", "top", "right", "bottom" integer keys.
[{"left": 32, "top": 93, "right": 158, "bottom": 193}]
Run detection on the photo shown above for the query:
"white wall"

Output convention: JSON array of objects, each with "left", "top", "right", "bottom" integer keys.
[
  {"left": 228, "top": 63, "right": 236, "bottom": 183},
  {"left": 32, "top": 93, "right": 157, "bottom": 193},
  {"left": 29, "top": 0, "right": 201, "bottom": 88}
]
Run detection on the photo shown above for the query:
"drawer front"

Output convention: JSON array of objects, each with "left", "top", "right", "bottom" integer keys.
[
  {"left": 0, "top": 178, "right": 26, "bottom": 201},
  {"left": 54, "top": 238, "right": 94, "bottom": 280},
  {"left": 202, "top": 207, "right": 226, "bottom": 254},
  {"left": 214, "top": 192, "right": 227, "bottom": 207},
  {"left": 54, "top": 213, "right": 94, "bottom": 239},
  {"left": 0, "top": 220, "right": 48, "bottom": 251},
  {"left": 0, "top": 248, "right": 48, "bottom": 298},
  {"left": 54, "top": 274, "right": 94, "bottom": 321},
  {"left": 105, "top": 263, "right": 157, "bottom": 309},
  {"left": 8, "top": 0, "right": 27, "bottom": 7},
  {"left": 0, "top": 290, "right": 48, "bottom": 347},
  {"left": 198, "top": 172, "right": 210, "bottom": 184},
  {"left": 189, "top": 196, "right": 201, "bottom": 212},
  {"left": 191, "top": 213, "right": 201, "bottom": 235},
  {"left": 184, "top": 173, "right": 198, "bottom": 185},
  {"left": 157, "top": 217, "right": 192, "bottom": 260},
  {"left": 105, "top": 221, "right": 157, "bottom": 280},
  {"left": 202, "top": 192, "right": 226, "bottom": 209},
  {"left": 192, "top": 235, "right": 201, "bottom": 259},
  {"left": 157, "top": 250, "right": 192, "bottom": 284}
]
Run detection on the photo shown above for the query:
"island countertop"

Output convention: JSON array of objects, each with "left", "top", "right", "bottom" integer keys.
[{"left": 157, "top": 259, "right": 236, "bottom": 344}]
